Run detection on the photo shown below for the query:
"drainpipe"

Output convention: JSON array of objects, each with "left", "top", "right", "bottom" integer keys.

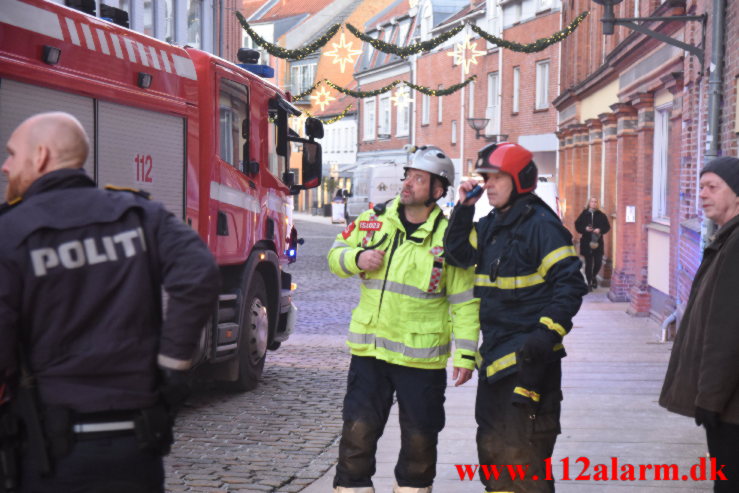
[
  {"left": 701, "top": 0, "right": 726, "bottom": 247},
  {"left": 659, "top": 310, "right": 677, "bottom": 343}
]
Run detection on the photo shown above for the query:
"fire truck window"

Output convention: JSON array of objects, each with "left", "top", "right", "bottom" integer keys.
[
  {"left": 219, "top": 79, "right": 249, "bottom": 169},
  {"left": 267, "top": 120, "right": 286, "bottom": 178}
]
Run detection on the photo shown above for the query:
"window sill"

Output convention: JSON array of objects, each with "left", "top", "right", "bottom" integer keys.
[
  {"left": 647, "top": 221, "right": 670, "bottom": 233},
  {"left": 511, "top": 111, "right": 519, "bottom": 116},
  {"left": 533, "top": 107, "right": 549, "bottom": 113}
]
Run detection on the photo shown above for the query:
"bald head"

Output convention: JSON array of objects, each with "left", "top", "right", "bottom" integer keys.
[
  {"left": 24, "top": 112, "right": 89, "bottom": 170},
  {"left": 2, "top": 112, "right": 89, "bottom": 201}
]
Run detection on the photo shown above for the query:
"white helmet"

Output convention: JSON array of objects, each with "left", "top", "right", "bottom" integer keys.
[{"left": 404, "top": 145, "right": 455, "bottom": 187}]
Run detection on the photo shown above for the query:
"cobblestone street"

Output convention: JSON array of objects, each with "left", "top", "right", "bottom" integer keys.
[{"left": 164, "top": 218, "right": 354, "bottom": 492}]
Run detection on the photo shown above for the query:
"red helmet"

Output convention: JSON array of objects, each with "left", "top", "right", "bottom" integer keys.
[{"left": 475, "top": 142, "right": 538, "bottom": 194}]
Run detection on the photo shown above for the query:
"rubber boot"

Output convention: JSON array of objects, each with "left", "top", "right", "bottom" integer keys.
[{"left": 392, "top": 482, "right": 432, "bottom": 493}]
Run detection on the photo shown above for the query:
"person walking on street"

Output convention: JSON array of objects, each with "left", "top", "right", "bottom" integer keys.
[
  {"left": 660, "top": 156, "right": 739, "bottom": 493},
  {"left": 444, "top": 142, "right": 587, "bottom": 493},
  {"left": 574, "top": 197, "right": 611, "bottom": 290},
  {"left": 327, "top": 146, "right": 480, "bottom": 493},
  {"left": 0, "top": 112, "right": 219, "bottom": 492}
]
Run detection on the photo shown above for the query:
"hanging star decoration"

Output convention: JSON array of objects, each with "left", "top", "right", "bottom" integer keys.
[
  {"left": 447, "top": 35, "right": 486, "bottom": 74},
  {"left": 390, "top": 86, "right": 414, "bottom": 108},
  {"left": 310, "top": 85, "right": 336, "bottom": 111},
  {"left": 408, "top": 0, "right": 419, "bottom": 9},
  {"left": 324, "top": 31, "right": 364, "bottom": 73}
]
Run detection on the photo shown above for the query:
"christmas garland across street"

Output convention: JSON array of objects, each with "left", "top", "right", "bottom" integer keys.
[{"left": 345, "top": 23, "right": 464, "bottom": 58}]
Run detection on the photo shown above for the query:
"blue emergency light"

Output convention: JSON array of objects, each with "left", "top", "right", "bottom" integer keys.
[{"left": 237, "top": 48, "right": 274, "bottom": 78}]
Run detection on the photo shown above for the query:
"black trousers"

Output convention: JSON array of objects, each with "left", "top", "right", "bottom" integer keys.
[
  {"left": 583, "top": 252, "right": 603, "bottom": 286},
  {"left": 21, "top": 433, "right": 163, "bottom": 493},
  {"left": 476, "top": 362, "right": 562, "bottom": 493},
  {"left": 706, "top": 421, "right": 739, "bottom": 493},
  {"left": 334, "top": 355, "right": 447, "bottom": 489}
]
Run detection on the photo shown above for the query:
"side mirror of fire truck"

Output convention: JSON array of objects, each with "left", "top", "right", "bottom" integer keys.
[
  {"left": 300, "top": 141, "right": 322, "bottom": 190},
  {"left": 305, "top": 117, "right": 324, "bottom": 140}
]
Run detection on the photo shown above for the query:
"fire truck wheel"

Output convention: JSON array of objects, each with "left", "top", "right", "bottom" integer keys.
[{"left": 234, "top": 271, "right": 269, "bottom": 391}]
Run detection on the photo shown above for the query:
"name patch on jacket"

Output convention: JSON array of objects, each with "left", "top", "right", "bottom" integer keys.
[
  {"left": 30, "top": 227, "right": 147, "bottom": 277},
  {"left": 341, "top": 222, "right": 356, "bottom": 239},
  {"left": 359, "top": 220, "right": 382, "bottom": 231}
]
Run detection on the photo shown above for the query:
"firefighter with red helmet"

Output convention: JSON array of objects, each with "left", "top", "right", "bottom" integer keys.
[{"left": 444, "top": 142, "right": 587, "bottom": 493}]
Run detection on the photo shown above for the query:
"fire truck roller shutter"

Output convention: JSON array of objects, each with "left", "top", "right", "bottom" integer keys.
[
  {"left": 97, "top": 100, "right": 185, "bottom": 219},
  {"left": 0, "top": 79, "right": 96, "bottom": 197}
]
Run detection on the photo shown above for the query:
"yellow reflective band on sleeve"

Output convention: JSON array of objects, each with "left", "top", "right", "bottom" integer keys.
[
  {"left": 540, "top": 316, "right": 567, "bottom": 338},
  {"left": 485, "top": 351, "right": 517, "bottom": 378},
  {"left": 338, "top": 248, "right": 353, "bottom": 276},
  {"left": 447, "top": 289, "right": 474, "bottom": 304},
  {"left": 475, "top": 245, "right": 578, "bottom": 290},
  {"left": 538, "top": 245, "right": 578, "bottom": 277},
  {"left": 514, "top": 386, "right": 541, "bottom": 402},
  {"left": 454, "top": 338, "right": 478, "bottom": 352}
]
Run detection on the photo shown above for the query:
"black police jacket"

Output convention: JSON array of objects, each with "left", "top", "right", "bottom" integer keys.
[
  {"left": 0, "top": 169, "right": 219, "bottom": 413},
  {"left": 444, "top": 194, "right": 588, "bottom": 384}
]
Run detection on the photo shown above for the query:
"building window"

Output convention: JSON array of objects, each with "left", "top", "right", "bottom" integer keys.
[
  {"left": 219, "top": 78, "right": 249, "bottom": 169},
  {"left": 397, "top": 20, "right": 410, "bottom": 47},
  {"left": 537, "top": 0, "right": 554, "bottom": 11},
  {"left": 163, "top": 0, "right": 173, "bottom": 42},
  {"left": 186, "top": 0, "right": 201, "bottom": 49},
  {"left": 652, "top": 104, "right": 672, "bottom": 222},
  {"left": 486, "top": 71, "right": 499, "bottom": 135},
  {"left": 512, "top": 66, "right": 520, "bottom": 113},
  {"left": 421, "top": 1, "right": 433, "bottom": 41},
  {"left": 422, "top": 93, "right": 430, "bottom": 125},
  {"left": 363, "top": 97, "right": 376, "bottom": 141},
  {"left": 437, "top": 85, "right": 443, "bottom": 123},
  {"left": 396, "top": 90, "right": 411, "bottom": 137},
  {"left": 451, "top": 120, "right": 457, "bottom": 145},
  {"left": 485, "top": 0, "right": 501, "bottom": 37},
  {"left": 535, "top": 60, "right": 550, "bottom": 110},
  {"left": 378, "top": 94, "right": 391, "bottom": 137},
  {"left": 468, "top": 80, "right": 476, "bottom": 118},
  {"left": 289, "top": 62, "right": 317, "bottom": 97}
]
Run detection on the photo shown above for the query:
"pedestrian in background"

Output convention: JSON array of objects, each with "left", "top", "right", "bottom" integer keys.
[
  {"left": 0, "top": 112, "right": 219, "bottom": 492},
  {"left": 660, "top": 156, "right": 739, "bottom": 493},
  {"left": 327, "top": 146, "right": 479, "bottom": 493},
  {"left": 574, "top": 197, "right": 611, "bottom": 291},
  {"left": 445, "top": 142, "right": 587, "bottom": 493}
]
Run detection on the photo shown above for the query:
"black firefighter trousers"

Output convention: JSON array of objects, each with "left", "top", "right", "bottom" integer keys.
[
  {"left": 334, "top": 355, "right": 447, "bottom": 489},
  {"left": 476, "top": 361, "right": 562, "bottom": 493}
]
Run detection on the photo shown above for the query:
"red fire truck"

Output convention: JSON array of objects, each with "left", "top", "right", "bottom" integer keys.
[{"left": 0, "top": 0, "right": 323, "bottom": 391}]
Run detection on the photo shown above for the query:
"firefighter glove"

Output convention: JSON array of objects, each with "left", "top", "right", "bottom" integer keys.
[
  {"left": 159, "top": 368, "right": 192, "bottom": 417},
  {"left": 519, "top": 328, "right": 560, "bottom": 365}
]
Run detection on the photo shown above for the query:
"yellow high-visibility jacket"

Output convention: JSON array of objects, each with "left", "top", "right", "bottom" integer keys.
[{"left": 328, "top": 198, "right": 479, "bottom": 370}]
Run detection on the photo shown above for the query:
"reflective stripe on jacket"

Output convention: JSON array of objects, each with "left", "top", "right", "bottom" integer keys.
[
  {"left": 328, "top": 198, "right": 480, "bottom": 370},
  {"left": 444, "top": 194, "right": 587, "bottom": 383}
]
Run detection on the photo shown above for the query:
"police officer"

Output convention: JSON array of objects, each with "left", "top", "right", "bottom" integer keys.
[
  {"left": 328, "top": 146, "right": 480, "bottom": 493},
  {"left": 0, "top": 112, "right": 219, "bottom": 492},
  {"left": 444, "top": 143, "right": 587, "bottom": 493}
]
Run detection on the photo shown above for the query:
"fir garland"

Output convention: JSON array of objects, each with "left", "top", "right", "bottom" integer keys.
[
  {"left": 407, "top": 75, "right": 477, "bottom": 96},
  {"left": 324, "top": 79, "right": 400, "bottom": 98},
  {"left": 469, "top": 11, "right": 589, "bottom": 53},
  {"left": 306, "top": 104, "right": 354, "bottom": 125},
  {"left": 293, "top": 80, "right": 322, "bottom": 100},
  {"left": 236, "top": 12, "right": 340, "bottom": 61},
  {"left": 345, "top": 23, "right": 464, "bottom": 58}
]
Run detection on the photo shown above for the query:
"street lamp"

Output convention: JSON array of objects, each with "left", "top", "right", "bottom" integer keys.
[
  {"left": 591, "top": 0, "right": 706, "bottom": 69},
  {"left": 466, "top": 117, "right": 508, "bottom": 142}
]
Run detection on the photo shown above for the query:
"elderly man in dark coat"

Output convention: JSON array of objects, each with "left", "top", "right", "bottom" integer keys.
[{"left": 660, "top": 156, "right": 739, "bottom": 493}]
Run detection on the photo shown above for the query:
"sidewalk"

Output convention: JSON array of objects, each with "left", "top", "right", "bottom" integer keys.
[
  {"left": 294, "top": 211, "right": 346, "bottom": 226},
  {"left": 301, "top": 290, "right": 711, "bottom": 492}
]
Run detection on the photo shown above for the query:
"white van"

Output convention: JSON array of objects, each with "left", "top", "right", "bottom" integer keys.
[
  {"left": 346, "top": 163, "right": 405, "bottom": 221},
  {"left": 473, "top": 176, "right": 561, "bottom": 222}
]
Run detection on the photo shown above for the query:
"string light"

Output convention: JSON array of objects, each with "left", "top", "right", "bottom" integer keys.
[
  {"left": 346, "top": 23, "right": 464, "bottom": 59},
  {"left": 324, "top": 31, "right": 363, "bottom": 73},
  {"left": 390, "top": 86, "right": 414, "bottom": 108},
  {"left": 448, "top": 35, "right": 486, "bottom": 74},
  {"left": 305, "top": 104, "right": 354, "bottom": 125},
  {"left": 310, "top": 85, "right": 336, "bottom": 111},
  {"left": 470, "top": 11, "right": 589, "bottom": 53}
]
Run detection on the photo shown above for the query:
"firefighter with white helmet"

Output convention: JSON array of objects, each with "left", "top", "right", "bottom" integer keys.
[
  {"left": 328, "top": 145, "right": 479, "bottom": 493},
  {"left": 444, "top": 142, "right": 588, "bottom": 493}
]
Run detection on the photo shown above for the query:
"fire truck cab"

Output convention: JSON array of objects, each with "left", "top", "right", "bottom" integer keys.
[{"left": 0, "top": 0, "right": 322, "bottom": 391}]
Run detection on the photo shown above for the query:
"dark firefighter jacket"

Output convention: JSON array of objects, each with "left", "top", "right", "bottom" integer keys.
[
  {"left": 574, "top": 208, "right": 611, "bottom": 255},
  {"left": 0, "top": 169, "right": 219, "bottom": 413},
  {"left": 660, "top": 213, "right": 739, "bottom": 425},
  {"left": 444, "top": 193, "right": 588, "bottom": 385}
]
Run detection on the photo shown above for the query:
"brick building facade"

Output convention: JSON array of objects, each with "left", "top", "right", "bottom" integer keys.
[{"left": 554, "top": 0, "right": 738, "bottom": 326}]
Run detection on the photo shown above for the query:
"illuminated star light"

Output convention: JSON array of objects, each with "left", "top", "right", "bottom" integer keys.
[
  {"left": 408, "top": 0, "right": 419, "bottom": 8},
  {"left": 447, "top": 35, "right": 486, "bottom": 74},
  {"left": 390, "top": 86, "right": 414, "bottom": 108},
  {"left": 310, "top": 85, "right": 336, "bottom": 112},
  {"left": 324, "top": 31, "right": 364, "bottom": 73}
]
